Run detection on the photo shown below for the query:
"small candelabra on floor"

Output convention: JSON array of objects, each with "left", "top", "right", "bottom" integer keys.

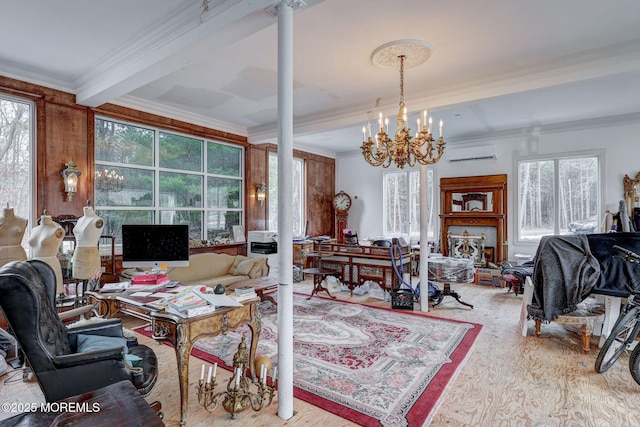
[{"left": 197, "top": 334, "right": 277, "bottom": 419}]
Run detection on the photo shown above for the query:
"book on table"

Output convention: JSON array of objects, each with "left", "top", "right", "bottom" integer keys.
[
  {"left": 229, "top": 291, "right": 258, "bottom": 302},
  {"left": 130, "top": 273, "right": 170, "bottom": 286},
  {"left": 234, "top": 286, "right": 255, "bottom": 295},
  {"left": 165, "top": 304, "right": 218, "bottom": 318},
  {"left": 165, "top": 287, "right": 209, "bottom": 312}
]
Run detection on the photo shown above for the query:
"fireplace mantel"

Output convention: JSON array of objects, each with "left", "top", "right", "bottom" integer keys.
[{"left": 440, "top": 174, "right": 508, "bottom": 263}]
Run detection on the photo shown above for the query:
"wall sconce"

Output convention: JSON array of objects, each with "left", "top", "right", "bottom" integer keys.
[
  {"left": 256, "top": 182, "right": 268, "bottom": 206},
  {"left": 60, "top": 158, "right": 81, "bottom": 202}
]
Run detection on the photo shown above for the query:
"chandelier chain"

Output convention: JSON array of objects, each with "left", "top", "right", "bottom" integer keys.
[{"left": 399, "top": 55, "right": 405, "bottom": 101}]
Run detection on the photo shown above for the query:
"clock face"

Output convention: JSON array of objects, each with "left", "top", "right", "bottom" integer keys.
[{"left": 333, "top": 192, "right": 352, "bottom": 212}]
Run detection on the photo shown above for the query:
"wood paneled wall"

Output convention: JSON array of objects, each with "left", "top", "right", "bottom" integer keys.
[
  {"left": 246, "top": 143, "right": 335, "bottom": 237},
  {"left": 1, "top": 75, "right": 335, "bottom": 235}
]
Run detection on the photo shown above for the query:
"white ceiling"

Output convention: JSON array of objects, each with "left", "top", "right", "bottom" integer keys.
[{"left": 2, "top": 0, "right": 640, "bottom": 158}]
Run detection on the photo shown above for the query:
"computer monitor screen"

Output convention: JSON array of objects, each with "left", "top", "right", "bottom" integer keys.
[{"left": 121, "top": 224, "right": 190, "bottom": 269}]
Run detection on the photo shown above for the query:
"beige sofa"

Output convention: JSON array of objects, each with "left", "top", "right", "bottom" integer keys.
[{"left": 166, "top": 252, "right": 269, "bottom": 288}]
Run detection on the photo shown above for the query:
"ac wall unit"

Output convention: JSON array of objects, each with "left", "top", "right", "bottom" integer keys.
[{"left": 447, "top": 145, "right": 496, "bottom": 162}]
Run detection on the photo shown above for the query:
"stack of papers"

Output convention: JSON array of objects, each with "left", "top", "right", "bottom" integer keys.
[{"left": 101, "top": 282, "right": 130, "bottom": 292}]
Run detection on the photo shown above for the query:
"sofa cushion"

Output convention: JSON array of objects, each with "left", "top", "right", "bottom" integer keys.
[
  {"left": 248, "top": 257, "right": 268, "bottom": 278},
  {"left": 232, "top": 259, "right": 255, "bottom": 276},
  {"left": 228, "top": 255, "right": 249, "bottom": 273},
  {"left": 76, "top": 334, "right": 128, "bottom": 354},
  {"left": 168, "top": 252, "right": 236, "bottom": 283}
]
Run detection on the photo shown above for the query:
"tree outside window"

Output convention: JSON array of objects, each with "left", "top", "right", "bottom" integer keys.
[
  {"left": 383, "top": 169, "right": 435, "bottom": 241},
  {"left": 94, "top": 118, "right": 243, "bottom": 246},
  {"left": 0, "top": 95, "right": 32, "bottom": 251},
  {"left": 268, "top": 152, "right": 304, "bottom": 236},
  {"left": 518, "top": 155, "right": 600, "bottom": 241}
]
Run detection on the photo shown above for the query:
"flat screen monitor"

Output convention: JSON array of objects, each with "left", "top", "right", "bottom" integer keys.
[{"left": 121, "top": 224, "right": 190, "bottom": 269}]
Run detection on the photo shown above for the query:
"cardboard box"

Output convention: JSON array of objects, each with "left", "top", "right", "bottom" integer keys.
[{"left": 476, "top": 268, "right": 503, "bottom": 287}]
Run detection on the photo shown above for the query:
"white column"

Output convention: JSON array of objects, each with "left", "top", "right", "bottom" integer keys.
[
  {"left": 276, "top": 0, "right": 295, "bottom": 420},
  {"left": 419, "top": 164, "right": 430, "bottom": 312}
]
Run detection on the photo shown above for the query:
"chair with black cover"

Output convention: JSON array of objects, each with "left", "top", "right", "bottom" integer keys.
[{"left": 0, "top": 260, "right": 159, "bottom": 403}]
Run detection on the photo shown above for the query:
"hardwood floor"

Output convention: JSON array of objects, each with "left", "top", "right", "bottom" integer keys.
[{"left": 2, "top": 279, "right": 640, "bottom": 426}]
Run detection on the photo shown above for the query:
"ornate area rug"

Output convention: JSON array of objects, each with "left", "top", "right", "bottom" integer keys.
[{"left": 138, "top": 294, "right": 482, "bottom": 426}]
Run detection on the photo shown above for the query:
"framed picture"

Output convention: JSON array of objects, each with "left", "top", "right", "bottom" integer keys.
[{"left": 232, "top": 225, "right": 246, "bottom": 243}]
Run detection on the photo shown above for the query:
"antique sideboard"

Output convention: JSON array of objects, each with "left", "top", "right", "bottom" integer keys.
[{"left": 315, "top": 242, "right": 412, "bottom": 292}]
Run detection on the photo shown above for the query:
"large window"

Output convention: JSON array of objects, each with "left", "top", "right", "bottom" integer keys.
[
  {"left": 267, "top": 152, "right": 305, "bottom": 236},
  {"left": 94, "top": 118, "right": 243, "bottom": 246},
  {"left": 383, "top": 169, "right": 435, "bottom": 240},
  {"left": 518, "top": 154, "right": 601, "bottom": 241},
  {"left": 0, "top": 95, "right": 33, "bottom": 251}
]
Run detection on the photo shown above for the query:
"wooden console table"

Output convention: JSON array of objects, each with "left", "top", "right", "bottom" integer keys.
[
  {"left": 189, "top": 242, "right": 247, "bottom": 256},
  {"left": 315, "top": 243, "right": 412, "bottom": 293}
]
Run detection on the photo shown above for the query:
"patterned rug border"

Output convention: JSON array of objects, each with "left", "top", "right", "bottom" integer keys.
[{"left": 134, "top": 292, "right": 483, "bottom": 426}]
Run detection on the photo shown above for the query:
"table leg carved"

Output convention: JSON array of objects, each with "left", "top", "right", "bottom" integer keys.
[{"left": 151, "top": 300, "right": 261, "bottom": 425}]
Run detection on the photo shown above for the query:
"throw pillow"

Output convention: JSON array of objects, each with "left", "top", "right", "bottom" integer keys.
[
  {"left": 232, "top": 259, "right": 255, "bottom": 276},
  {"left": 76, "top": 334, "right": 128, "bottom": 354},
  {"left": 248, "top": 258, "right": 267, "bottom": 278}
]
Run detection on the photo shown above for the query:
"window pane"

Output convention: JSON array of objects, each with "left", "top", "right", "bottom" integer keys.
[
  {"left": 268, "top": 153, "right": 278, "bottom": 230},
  {"left": 95, "top": 210, "right": 153, "bottom": 245},
  {"left": 208, "top": 142, "right": 241, "bottom": 177},
  {"left": 95, "top": 117, "right": 244, "bottom": 242},
  {"left": 384, "top": 172, "right": 408, "bottom": 235},
  {"left": 94, "top": 165, "right": 154, "bottom": 207},
  {"left": 519, "top": 160, "right": 555, "bottom": 241},
  {"left": 95, "top": 119, "right": 153, "bottom": 166},
  {"left": 159, "top": 210, "right": 202, "bottom": 240},
  {"left": 267, "top": 153, "right": 304, "bottom": 235},
  {"left": 292, "top": 159, "right": 303, "bottom": 236},
  {"left": 408, "top": 170, "right": 435, "bottom": 238},
  {"left": 159, "top": 172, "right": 202, "bottom": 207},
  {"left": 207, "top": 177, "right": 242, "bottom": 209},
  {"left": 207, "top": 210, "right": 240, "bottom": 242},
  {"left": 0, "top": 98, "right": 31, "bottom": 230},
  {"left": 559, "top": 157, "right": 599, "bottom": 234},
  {"left": 159, "top": 132, "right": 202, "bottom": 172}
]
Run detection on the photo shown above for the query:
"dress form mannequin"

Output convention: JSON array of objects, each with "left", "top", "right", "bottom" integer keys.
[
  {"left": 0, "top": 206, "right": 28, "bottom": 267},
  {"left": 29, "top": 211, "right": 65, "bottom": 293},
  {"left": 72, "top": 202, "right": 104, "bottom": 279}
]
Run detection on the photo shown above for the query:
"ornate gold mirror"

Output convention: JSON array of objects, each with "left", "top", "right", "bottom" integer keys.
[{"left": 623, "top": 172, "right": 640, "bottom": 214}]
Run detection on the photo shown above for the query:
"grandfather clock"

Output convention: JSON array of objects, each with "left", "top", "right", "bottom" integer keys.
[{"left": 332, "top": 191, "right": 352, "bottom": 244}]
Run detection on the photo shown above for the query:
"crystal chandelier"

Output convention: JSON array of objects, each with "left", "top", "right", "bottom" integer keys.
[
  {"left": 95, "top": 168, "right": 124, "bottom": 192},
  {"left": 361, "top": 40, "right": 446, "bottom": 169}
]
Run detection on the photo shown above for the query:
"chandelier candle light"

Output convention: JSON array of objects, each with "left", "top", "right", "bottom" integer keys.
[
  {"left": 197, "top": 335, "right": 276, "bottom": 419},
  {"left": 361, "top": 40, "right": 446, "bottom": 169}
]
